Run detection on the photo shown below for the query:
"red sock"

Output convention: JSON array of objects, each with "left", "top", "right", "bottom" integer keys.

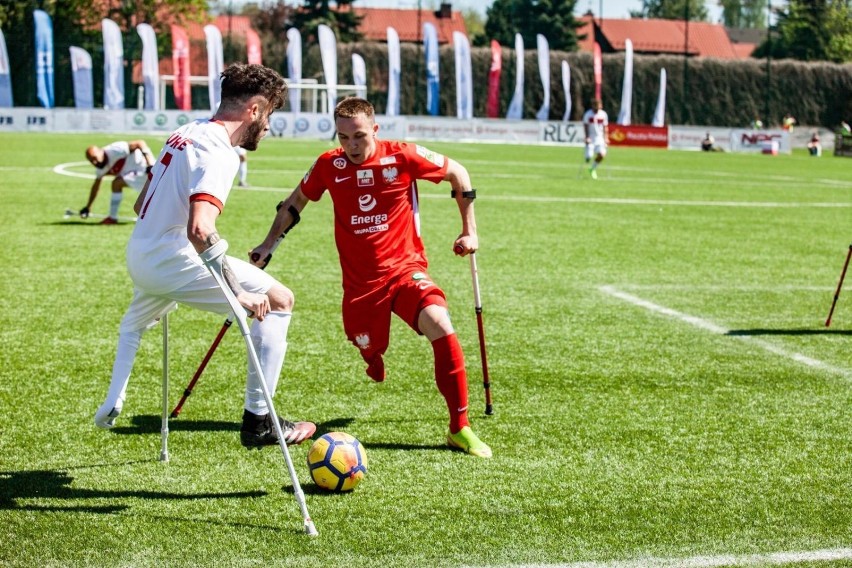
[{"left": 431, "top": 334, "right": 469, "bottom": 433}]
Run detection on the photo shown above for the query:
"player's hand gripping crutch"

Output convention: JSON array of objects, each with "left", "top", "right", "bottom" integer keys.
[
  {"left": 825, "top": 243, "right": 852, "bottom": 327},
  {"left": 170, "top": 204, "right": 300, "bottom": 418},
  {"left": 456, "top": 245, "right": 494, "bottom": 415},
  {"left": 199, "top": 239, "right": 318, "bottom": 536}
]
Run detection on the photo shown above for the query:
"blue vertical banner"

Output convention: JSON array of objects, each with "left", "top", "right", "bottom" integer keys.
[
  {"left": 102, "top": 18, "right": 124, "bottom": 109},
  {"left": 33, "top": 10, "right": 54, "bottom": 109},
  {"left": 453, "top": 31, "right": 472, "bottom": 119},
  {"left": 423, "top": 22, "right": 439, "bottom": 116},
  {"left": 386, "top": 26, "right": 400, "bottom": 116},
  {"left": 69, "top": 46, "right": 93, "bottom": 109},
  {"left": 0, "top": 28, "right": 12, "bottom": 107}
]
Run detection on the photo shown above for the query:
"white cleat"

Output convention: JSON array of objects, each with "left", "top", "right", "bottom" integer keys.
[{"left": 95, "top": 403, "right": 122, "bottom": 429}]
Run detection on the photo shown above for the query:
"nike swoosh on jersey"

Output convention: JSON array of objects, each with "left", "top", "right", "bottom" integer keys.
[{"left": 335, "top": 176, "right": 351, "bottom": 183}]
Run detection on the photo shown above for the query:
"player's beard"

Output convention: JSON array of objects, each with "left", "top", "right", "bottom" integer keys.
[{"left": 239, "top": 117, "right": 266, "bottom": 151}]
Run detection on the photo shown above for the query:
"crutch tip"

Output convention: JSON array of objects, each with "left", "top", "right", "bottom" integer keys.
[
  {"left": 305, "top": 520, "right": 319, "bottom": 536},
  {"left": 485, "top": 404, "right": 494, "bottom": 415}
]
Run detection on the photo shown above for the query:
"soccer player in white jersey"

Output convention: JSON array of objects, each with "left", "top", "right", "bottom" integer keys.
[
  {"left": 80, "top": 140, "right": 156, "bottom": 224},
  {"left": 94, "top": 63, "right": 316, "bottom": 449},
  {"left": 582, "top": 99, "right": 609, "bottom": 180}
]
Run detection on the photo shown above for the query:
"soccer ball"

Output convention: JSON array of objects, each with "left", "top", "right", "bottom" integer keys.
[{"left": 306, "top": 432, "right": 368, "bottom": 492}]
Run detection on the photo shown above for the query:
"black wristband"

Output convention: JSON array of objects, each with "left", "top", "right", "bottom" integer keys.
[{"left": 450, "top": 189, "right": 477, "bottom": 200}]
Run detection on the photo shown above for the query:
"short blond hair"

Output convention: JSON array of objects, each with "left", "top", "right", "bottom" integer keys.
[{"left": 334, "top": 97, "right": 375, "bottom": 121}]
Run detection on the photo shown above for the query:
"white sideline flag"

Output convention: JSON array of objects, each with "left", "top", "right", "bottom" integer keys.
[
  {"left": 204, "top": 25, "right": 224, "bottom": 112},
  {"left": 352, "top": 53, "right": 366, "bottom": 98},
  {"left": 318, "top": 24, "right": 337, "bottom": 112},
  {"left": 69, "top": 46, "right": 93, "bottom": 109},
  {"left": 652, "top": 68, "right": 667, "bottom": 127},
  {"left": 286, "top": 28, "right": 302, "bottom": 114},
  {"left": 506, "top": 33, "right": 524, "bottom": 119},
  {"left": 102, "top": 18, "right": 124, "bottom": 110},
  {"left": 137, "top": 23, "right": 159, "bottom": 110},
  {"left": 617, "top": 38, "right": 633, "bottom": 125},
  {"left": 386, "top": 27, "right": 401, "bottom": 116},
  {"left": 561, "top": 60, "right": 571, "bottom": 121},
  {"left": 535, "top": 34, "right": 550, "bottom": 121}
]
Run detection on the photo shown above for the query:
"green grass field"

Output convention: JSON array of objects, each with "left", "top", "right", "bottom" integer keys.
[{"left": 1, "top": 131, "right": 851, "bottom": 567}]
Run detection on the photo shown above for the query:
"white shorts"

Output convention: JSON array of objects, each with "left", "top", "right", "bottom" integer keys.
[
  {"left": 119, "top": 255, "right": 276, "bottom": 333},
  {"left": 119, "top": 170, "right": 148, "bottom": 192},
  {"left": 589, "top": 141, "right": 607, "bottom": 158}
]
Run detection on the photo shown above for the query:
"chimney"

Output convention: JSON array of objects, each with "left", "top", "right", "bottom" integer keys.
[{"left": 435, "top": 2, "right": 452, "bottom": 19}]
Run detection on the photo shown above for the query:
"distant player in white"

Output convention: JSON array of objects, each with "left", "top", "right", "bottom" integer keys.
[
  {"left": 582, "top": 99, "right": 609, "bottom": 180},
  {"left": 80, "top": 140, "right": 155, "bottom": 224},
  {"left": 94, "top": 63, "right": 315, "bottom": 449}
]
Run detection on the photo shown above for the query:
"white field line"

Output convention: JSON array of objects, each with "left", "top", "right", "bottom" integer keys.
[
  {"left": 53, "top": 161, "right": 95, "bottom": 179},
  {"left": 491, "top": 547, "right": 852, "bottom": 568},
  {"left": 598, "top": 285, "right": 851, "bottom": 379}
]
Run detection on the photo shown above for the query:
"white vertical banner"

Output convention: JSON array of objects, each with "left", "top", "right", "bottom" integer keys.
[
  {"left": 102, "top": 18, "right": 124, "bottom": 110},
  {"left": 386, "top": 27, "right": 401, "bottom": 116},
  {"left": 69, "top": 46, "right": 93, "bottom": 109},
  {"left": 286, "top": 28, "right": 302, "bottom": 114},
  {"left": 561, "top": 60, "right": 571, "bottom": 121},
  {"left": 136, "top": 23, "right": 159, "bottom": 110},
  {"left": 453, "top": 31, "right": 473, "bottom": 120},
  {"left": 652, "top": 67, "right": 667, "bottom": 127},
  {"left": 535, "top": 34, "right": 550, "bottom": 121},
  {"left": 617, "top": 38, "right": 633, "bottom": 125},
  {"left": 352, "top": 53, "right": 366, "bottom": 98},
  {"left": 0, "top": 29, "right": 11, "bottom": 107},
  {"left": 317, "top": 24, "right": 338, "bottom": 112},
  {"left": 506, "top": 33, "right": 524, "bottom": 119},
  {"left": 423, "top": 22, "right": 439, "bottom": 116},
  {"left": 204, "top": 25, "right": 224, "bottom": 112}
]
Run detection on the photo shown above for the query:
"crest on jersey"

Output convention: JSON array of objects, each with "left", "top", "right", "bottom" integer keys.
[
  {"left": 382, "top": 166, "right": 398, "bottom": 184},
  {"left": 357, "top": 169, "right": 374, "bottom": 187},
  {"left": 333, "top": 157, "right": 347, "bottom": 169},
  {"left": 355, "top": 333, "right": 371, "bottom": 350},
  {"left": 415, "top": 145, "right": 445, "bottom": 167}
]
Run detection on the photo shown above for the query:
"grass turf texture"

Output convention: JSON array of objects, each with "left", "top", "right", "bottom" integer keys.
[{"left": 1, "top": 131, "right": 851, "bottom": 567}]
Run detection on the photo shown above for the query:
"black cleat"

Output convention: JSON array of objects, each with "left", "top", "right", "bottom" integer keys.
[{"left": 240, "top": 409, "right": 316, "bottom": 449}]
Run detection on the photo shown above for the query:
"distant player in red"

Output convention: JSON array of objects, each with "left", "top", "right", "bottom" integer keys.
[{"left": 251, "top": 97, "right": 491, "bottom": 458}]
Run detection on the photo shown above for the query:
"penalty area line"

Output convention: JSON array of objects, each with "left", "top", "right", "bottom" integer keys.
[
  {"left": 481, "top": 547, "right": 852, "bottom": 568},
  {"left": 598, "top": 285, "right": 852, "bottom": 380}
]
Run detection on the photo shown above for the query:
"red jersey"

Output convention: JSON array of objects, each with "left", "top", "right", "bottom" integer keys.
[{"left": 300, "top": 139, "right": 448, "bottom": 291}]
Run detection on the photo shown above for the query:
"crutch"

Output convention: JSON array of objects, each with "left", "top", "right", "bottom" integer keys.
[
  {"left": 160, "top": 311, "right": 170, "bottom": 462},
  {"left": 825, "top": 243, "right": 852, "bottom": 327},
  {"left": 457, "top": 246, "right": 493, "bottom": 415},
  {"left": 200, "top": 239, "right": 317, "bottom": 536},
  {"left": 170, "top": 204, "right": 300, "bottom": 418}
]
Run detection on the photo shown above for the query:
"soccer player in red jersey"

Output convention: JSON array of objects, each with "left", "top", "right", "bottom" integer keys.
[{"left": 252, "top": 97, "right": 491, "bottom": 458}]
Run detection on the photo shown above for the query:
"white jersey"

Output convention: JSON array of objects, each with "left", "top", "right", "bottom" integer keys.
[
  {"left": 96, "top": 141, "right": 147, "bottom": 180},
  {"left": 127, "top": 119, "right": 239, "bottom": 295},
  {"left": 583, "top": 109, "right": 609, "bottom": 144}
]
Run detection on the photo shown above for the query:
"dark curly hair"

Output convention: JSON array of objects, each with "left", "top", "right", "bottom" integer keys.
[{"left": 219, "top": 63, "right": 286, "bottom": 112}]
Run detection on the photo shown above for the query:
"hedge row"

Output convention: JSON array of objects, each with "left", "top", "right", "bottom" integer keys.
[{"left": 301, "top": 42, "right": 852, "bottom": 129}]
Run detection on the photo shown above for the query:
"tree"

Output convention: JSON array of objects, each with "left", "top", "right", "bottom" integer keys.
[
  {"left": 754, "top": 0, "right": 852, "bottom": 62},
  {"left": 289, "top": 0, "right": 363, "bottom": 44},
  {"left": 720, "top": 0, "right": 767, "bottom": 28},
  {"left": 484, "top": 0, "right": 586, "bottom": 52},
  {"left": 631, "top": 0, "right": 709, "bottom": 21}
]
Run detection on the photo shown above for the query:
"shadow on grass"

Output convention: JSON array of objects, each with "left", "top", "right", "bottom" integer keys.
[
  {"left": 726, "top": 328, "right": 852, "bottom": 336},
  {"left": 0, "top": 468, "right": 266, "bottom": 514},
  {"left": 114, "top": 415, "right": 360, "bottom": 436}
]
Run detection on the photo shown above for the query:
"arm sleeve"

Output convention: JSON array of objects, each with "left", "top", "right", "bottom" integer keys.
[
  {"left": 300, "top": 158, "right": 326, "bottom": 202},
  {"left": 186, "top": 143, "right": 238, "bottom": 209},
  {"left": 403, "top": 143, "right": 448, "bottom": 184}
]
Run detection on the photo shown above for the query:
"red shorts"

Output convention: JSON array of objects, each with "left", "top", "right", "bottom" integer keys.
[{"left": 342, "top": 268, "right": 447, "bottom": 363}]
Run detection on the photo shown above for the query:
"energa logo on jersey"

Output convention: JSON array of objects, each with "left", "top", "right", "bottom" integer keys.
[{"left": 358, "top": 194, "right": 377, "bottom": 212}]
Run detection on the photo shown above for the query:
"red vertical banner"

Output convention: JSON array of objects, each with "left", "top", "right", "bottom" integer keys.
[
  {"left": 171, "top": 24, "right": 191, "bottom": 110},
  {"left": 246, "top": 28, "right": 262, "bottom": 64},
  {"left": 486, "top": 40, "right": 502, "bottom": 118},
  {"left": 593, "top": 42, "right": 602, "bottom": 101}
]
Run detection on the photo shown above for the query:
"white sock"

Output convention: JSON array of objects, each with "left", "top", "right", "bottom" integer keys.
[
  {"left": 100, "top": 328, "right": 143, "bottom": 413},
  {"left": 238, "top": 161, "right": 247, "bottom": 184},
  {"left": 245, "top": 312, "right": 292, "bottom": 414},
  {"left": 585, "top": 145, "right": 593, "bottom": 162},
  {"left": 109, "top": 192, "right": 122, "bottom": 219}
]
